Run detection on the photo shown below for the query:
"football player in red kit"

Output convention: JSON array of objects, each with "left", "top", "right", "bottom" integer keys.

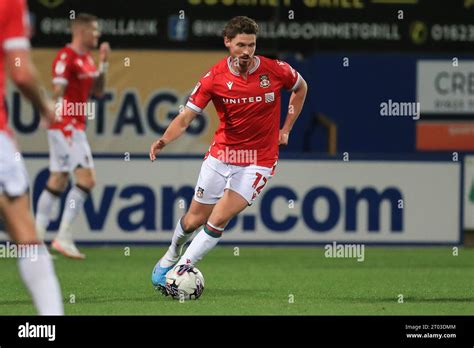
[
  {"left": 150, "top": 16, "right": 307, "bottom": 294},
  {"left": 0, "top": 0, "right": 63, "bottom": 314},
  {"left": 35, "top": 14, "right": 111, "bottom": 259}
]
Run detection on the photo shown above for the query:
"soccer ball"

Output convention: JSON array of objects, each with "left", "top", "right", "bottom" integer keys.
[{"left": 165, "top": 264, "right": 205, "bottom": 300}]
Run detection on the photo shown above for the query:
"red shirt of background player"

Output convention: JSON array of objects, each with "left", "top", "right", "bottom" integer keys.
[{"left": 50, "top": 45, "right": 98, "bottom": 136}]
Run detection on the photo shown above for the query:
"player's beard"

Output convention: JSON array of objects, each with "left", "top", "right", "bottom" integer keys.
[{"left": 237, "top": 55, "right": 253, "bottom": 72}]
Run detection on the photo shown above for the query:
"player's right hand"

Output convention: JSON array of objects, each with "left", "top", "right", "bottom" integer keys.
[
  {"left": 39, "top": 99, "right": 57, "bottom": 128},
  {"left": 149, "top": 138, "right": 166, "bottom": 162},
  {"left": 99, "top": 42, "right": 111, "bottom": 62}
]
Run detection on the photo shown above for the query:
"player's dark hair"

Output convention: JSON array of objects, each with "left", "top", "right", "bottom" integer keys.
[
  {"left": 71, "top": 13, "right": 98, "bottom": 28},
  {"left": 222, "top": 16, "right": 259, "bottom": 40}
]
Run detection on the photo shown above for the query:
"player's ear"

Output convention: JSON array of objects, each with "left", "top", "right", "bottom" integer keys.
[{"left": 224, "top": 37, "right": 231, "bottom": 48}]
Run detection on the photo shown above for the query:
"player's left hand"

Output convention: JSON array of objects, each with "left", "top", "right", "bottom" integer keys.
[
  {"left": 99, "top": 42, "right": 111, "bottom": 62},
  {"left": 149, "top": 138, "right": 166, "bottom": 162},
  {"left": 278, "top": 129, "right": 289, "bottom": 146}
]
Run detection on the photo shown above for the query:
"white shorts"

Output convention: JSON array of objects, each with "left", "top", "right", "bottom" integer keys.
[
  {"left": 48, "top": 129, "right": 94, "bottom": 172},
  {"left": 0, "top": 132, "right": 30, "bottom": 197},
  {"left": 194, "top": 155, "right": 276, "bottom": 205}
]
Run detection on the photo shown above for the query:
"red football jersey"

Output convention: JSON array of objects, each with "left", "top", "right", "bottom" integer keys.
[
  {"left": 0, "top": 0, "right": 30, "bottom": 133},
  {"left": 186, "top": 55, "right": 301, "bottom": 168},
  {"left": 50, "top": 45, "right": 98, "bottom": 134}
]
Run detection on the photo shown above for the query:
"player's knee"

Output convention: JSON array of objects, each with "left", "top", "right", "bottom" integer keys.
[
  {"left": 48, "top": 172, "right": 69, "bottom": 192},
  {"left": 88, "top": 176, "right": 96, "bottom": 190},
  {"left": 76, "top": 172, "right": 96, "bottom": 190}
]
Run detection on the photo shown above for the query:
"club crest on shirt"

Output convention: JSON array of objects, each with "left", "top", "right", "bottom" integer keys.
[
  {"left": 259, "top": 74, "right": 270, "bottom": 88},
  {"left": 59, "top": 154, "right": 70, "bottom": 167},
  {"left": 196, "top": 187, "right": 205, "bottom": 198}
]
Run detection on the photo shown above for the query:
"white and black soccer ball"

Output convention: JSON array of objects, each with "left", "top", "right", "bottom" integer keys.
[{"left": 165, "top": 264, "right": 205, "bottom": 300}]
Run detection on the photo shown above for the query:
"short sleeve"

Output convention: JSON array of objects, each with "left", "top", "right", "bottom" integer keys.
[
  {"left": 186, "top": 71, "right": 213, "bottom": 113},
  {"left": 275, "top": 60, "right": 301, "bottom": 91},
  {"left": 52, "top": 52, "right": 73, "bottom": 86},
  {"left": 1, "top": 0, "right": 30, "bottom": 52}
]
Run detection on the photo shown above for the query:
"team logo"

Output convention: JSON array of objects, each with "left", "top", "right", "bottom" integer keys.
[
  {"left": 196, "top": 187, "right": 205, "bottom": 198},
  {"left": 59, "top": 154, "right": 70, "bottom": 168},
  {"left": 259, "top": 74, "right": 271, "bottom": 88}
]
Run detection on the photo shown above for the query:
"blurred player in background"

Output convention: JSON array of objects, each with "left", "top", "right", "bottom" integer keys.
[
  {"left": 150, "top": 16, "right": 307, "bottom": 294},
  {"left": 35, "top": 14, "right": 110, "bottom": 259},
  {"left": 0, "top": 0, "right": 63, "bottom": 314}
]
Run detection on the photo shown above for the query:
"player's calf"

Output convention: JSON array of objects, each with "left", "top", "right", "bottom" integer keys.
[
  {"left": 36, "top": 185, "right": 63, "bottom": 241},
  {"left": 168, "top": 216, "right": 198, "bottom": 260},
  {"left": 151, "top": 217, "right": 196, "bottom": 290},
  {"left": 175, "top": 189, "right": 248, "bottom": 267},
  {"left": 52, "top": 183, "right": 90, "bottom": 258},
  {"left": 36, "top": 172, "right": 69, "bottom": 241},
  {"left": 0, "top": 194, "right": 64, "bottom": 315},
  {"left": 176, "top": 222, "right": 223, "bottom": 267}
]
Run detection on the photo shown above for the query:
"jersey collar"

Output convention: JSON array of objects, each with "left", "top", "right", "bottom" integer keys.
[
  {"left": 227, "top": 56, "right": 260, "bottom": 76},
  {"left": 66, "top": 43, "right": 88, "bottom": 56}
]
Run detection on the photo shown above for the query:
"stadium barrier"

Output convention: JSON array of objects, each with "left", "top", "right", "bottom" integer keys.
[{"left": 0, "top": 154, "right": 464, "bottom": 245}]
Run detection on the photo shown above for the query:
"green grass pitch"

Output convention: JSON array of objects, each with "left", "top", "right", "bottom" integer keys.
[{"left": 0, "top": 246, "right": 473, "bottom": 315}]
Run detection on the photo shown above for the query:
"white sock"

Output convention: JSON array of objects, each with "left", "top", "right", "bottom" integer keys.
[
  {"left": 35, "top": 189, "right": 60, "bottom": 241},
  {"left": 177, "top": 222, "right": 223, "bottom": 267},
  {"left": 18, "top": 244, "right": 64, "bottom": 315},
  {"left": 57, "top": 185, "right": 88, "bottom": 241},
  {"left": 160, "top": 218, "right": 196, "bottom": 267}
]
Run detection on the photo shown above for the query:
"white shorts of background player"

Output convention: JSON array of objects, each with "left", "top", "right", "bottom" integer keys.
[{"left": 48, "top": 129, "right": 94, "bottom": 172}]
